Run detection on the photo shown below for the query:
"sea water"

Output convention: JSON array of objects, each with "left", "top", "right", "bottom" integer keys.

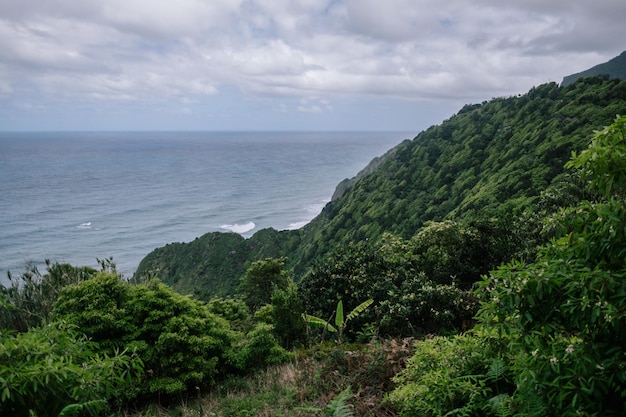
[{"left": 0, "top": 131, "right": 411, "bottom": 280}]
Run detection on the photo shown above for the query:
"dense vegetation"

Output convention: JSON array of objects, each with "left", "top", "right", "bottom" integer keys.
[
  {"left": 389, "top": 114, "right": 626, "bottom": 416},
  {"left": 137, "top": 76, "right": 626, "bottom": 298},
  {"left": 2, "top": 71, "right": 626, "bottom": 416}
]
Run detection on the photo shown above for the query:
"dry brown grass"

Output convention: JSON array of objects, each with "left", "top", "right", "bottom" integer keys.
[{"left": 127, "top": 338, "right": 416, "bottom": 417}]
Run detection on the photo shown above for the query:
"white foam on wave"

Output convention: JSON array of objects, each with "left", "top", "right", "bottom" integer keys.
[
  {"left": 77, "top": 222, "right": 92, "bottom": 229},
  {"left": 286, "top": 200, "right": 329, "bottom": 230},
  {"left": 286, "top": 221, "right": 308, "bottom": 230},
  {"left": 220, "top": 221, "right": 256, "bottom": 234}
]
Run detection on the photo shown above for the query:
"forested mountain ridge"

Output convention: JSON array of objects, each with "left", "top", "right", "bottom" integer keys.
[
  {"left": 295, "top": 78, "right": 626, "bottom": 265},
  {"left": 561, "top": 50, "right": 626, "bottom": 86},
  {"left": 136, "top": 76, "right": 626, "bottom": 298}
]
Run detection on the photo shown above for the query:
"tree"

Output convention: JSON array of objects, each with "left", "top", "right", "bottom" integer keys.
[
  {"left": 238, "top": 258, "right": 290, "bottom": 310},
  {"left": 270, "top": 280, "right": 307, "bottom": 348},
  {"left": 390, "top": 115, "right": 626, "bottom": 416}
]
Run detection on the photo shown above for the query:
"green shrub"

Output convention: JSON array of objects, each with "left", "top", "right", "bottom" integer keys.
[
  {"left": 227, "top": 323, "right": 293, "bottom": 372},
  {"left": 271, "top": 280, "right": 307, "bottom": 348},
  {"left": 300, "top": 235, "right": 479, "bottom": 338},
  {"left": 238, "top": 258, "right": 290, "bottom": 311},
  {"left": 207, "top": 296, "right": 251, "bottom": 331},
  {"left": 391, "top": 116, "right": 626, "bottom": 416},
  {"left": 380, "top": 275, "right": 478, "bottom": 335},
  {"left": 52, "top": 274, "right": 235, "bottom": 399},
  {"left": 0, "top": 261, "right": 98, "bottom": 332},
  {"left": 388, "top": 329, "right": 514, "bottom": 416},
  {"left": 0, "top": 321, "right": 141, "bottom": 417}
]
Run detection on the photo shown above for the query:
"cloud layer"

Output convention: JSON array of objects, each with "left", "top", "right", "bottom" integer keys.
[{"left": 1, "top": 0, "right": 624, "bottom": 130}]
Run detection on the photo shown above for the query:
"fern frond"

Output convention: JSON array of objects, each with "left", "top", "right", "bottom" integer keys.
[
  {"left": 58, "top": 400, "right": 107, "bottom": 417},
  {"left": 485, "top": 358, "right": 506, "bottom": 382},
  {"left": 486, "top": 394, "right": 513, "bottom": 417},
  {"left": 327, "top": 386, "right": 355, "bottom": 417}
]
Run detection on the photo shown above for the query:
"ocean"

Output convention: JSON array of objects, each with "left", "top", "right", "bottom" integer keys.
[{"left": 0, "top": 131, "right": 411, "bottom": 281}]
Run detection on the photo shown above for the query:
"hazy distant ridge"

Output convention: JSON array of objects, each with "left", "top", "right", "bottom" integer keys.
[{"left": 561, "top": 50, "right": 626, "bottom": 86}]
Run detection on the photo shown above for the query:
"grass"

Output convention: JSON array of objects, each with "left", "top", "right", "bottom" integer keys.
[{"left": 126, "top": 338, "right": 416, "bottom": 417}]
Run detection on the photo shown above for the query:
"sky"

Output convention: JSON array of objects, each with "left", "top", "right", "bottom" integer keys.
[{"left": 0, "top": 0, "right": 624, "bottom": 132}]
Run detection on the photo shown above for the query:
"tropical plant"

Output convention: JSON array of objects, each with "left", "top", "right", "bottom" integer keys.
[{"left": 304, "top": 298, "right": 373, "bottom": 344}]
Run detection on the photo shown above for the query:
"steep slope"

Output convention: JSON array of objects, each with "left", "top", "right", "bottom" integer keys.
[
  {"left": 561, "top": 50, "right": 626, "bottom": 86},
  {"left": 136, "top": 77, "right": 626, "bottom": 297},
  {"left": 293, "top": 77, "right": 626, "bottom": 273},
  {"left": 135, "top": 227, "right": 300, "bottom": 297}
]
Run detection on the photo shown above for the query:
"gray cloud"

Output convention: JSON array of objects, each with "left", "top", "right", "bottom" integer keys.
[{"left": 0, "top": 0, "right": 624, "bottom": 129}]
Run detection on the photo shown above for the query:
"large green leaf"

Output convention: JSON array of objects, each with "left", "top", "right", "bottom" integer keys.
[
  {"left": 346, "top": 299, "right": 374, "bottom": 322},
  {"left": 335, "top": 300, "right": 344, "bottom": 329},
  {"left": 302, "top": 314, "right": 337, "bottom": 332}
]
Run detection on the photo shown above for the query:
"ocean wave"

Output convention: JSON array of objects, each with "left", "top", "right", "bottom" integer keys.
[
  {"left": 286, "top": 221, "right": 308, "bottom": 230},
  {"left": 77, "top": 222, "right": 92, "bottom": 229},
  {"left": 220, "top": 221, "right": 256, "bottom": 234}
]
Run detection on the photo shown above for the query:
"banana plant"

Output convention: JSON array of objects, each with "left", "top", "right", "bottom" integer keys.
[{"left": 303, "top": 298, "right": 373, "bottom": 344}]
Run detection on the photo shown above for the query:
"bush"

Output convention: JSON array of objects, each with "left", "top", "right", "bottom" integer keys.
[
  {"left": 271, "top": 280, "right": 307, "bottom": 348},
  {"left": 226, "top": 323, "right": 294, "bottom": 372},
  {"left": 0, "top": 261, "right": 97, "bottom": 332},
  {"left": 380, "top": 274, "right": 478, "bottom": 335},
  {"left": 0, "top": 321, "right": 141, "bottom": 417},
  {"left": 391, "top": 116, "right": 626, "bottom": 416},
  {"left": 388, "top": 329, "right": 514, "bottom": 417},
  {"left": 238, "top": 258, "right": 290, "bottom": 310},
  {"left": 52, "top": 274, "right": 235, "bottom": 400},
  {"left": 299, "top": 235, "right": 479, "bottom": 338}
]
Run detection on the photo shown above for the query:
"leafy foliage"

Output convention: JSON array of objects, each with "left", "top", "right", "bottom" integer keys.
[
  {"left": 136, "top": 77, "right": 626, "bottom": 300},
  {"left": 388, "top": 329, "right": 514, "bottom": 416},
  {"left": 299, "top": 231, "right": 480, "bottom": 338},
  {"left": 0, "top": 321, "right": 141, "bottom": 417},
  {"left": 0, "top": 260, "right": 98, "bottom": 332},
  {"left": 238, "top": 257, "right": 291, "bottom": 310},
  {"left": 270, "top": 280, "right": 307, "bottom": 348},
  {"left": 52, "top": 273, "right": 235, "bottom": 399},
  {"left": 391, "top": 115, "right": 626, "bottom": 416},
  {"left": 226, "top": 323, "right": 294, "bottom": 372}
]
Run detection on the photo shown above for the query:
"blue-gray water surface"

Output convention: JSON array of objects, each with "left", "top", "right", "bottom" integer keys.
[{"left": 0, "top": 131, "right": 411, "bottom": 280}]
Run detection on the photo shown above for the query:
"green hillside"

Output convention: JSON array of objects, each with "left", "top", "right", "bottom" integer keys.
[
  {"left": 136, "top": 76, "right": 626, "bottom": 298},
  {"left": 561, "top": 50, "right": 626, "bottom": 86}
]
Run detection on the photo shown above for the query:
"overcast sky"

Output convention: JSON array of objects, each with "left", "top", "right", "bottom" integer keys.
[{"left": 0, "top": 0, "right": 624, "bottom": 132}]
